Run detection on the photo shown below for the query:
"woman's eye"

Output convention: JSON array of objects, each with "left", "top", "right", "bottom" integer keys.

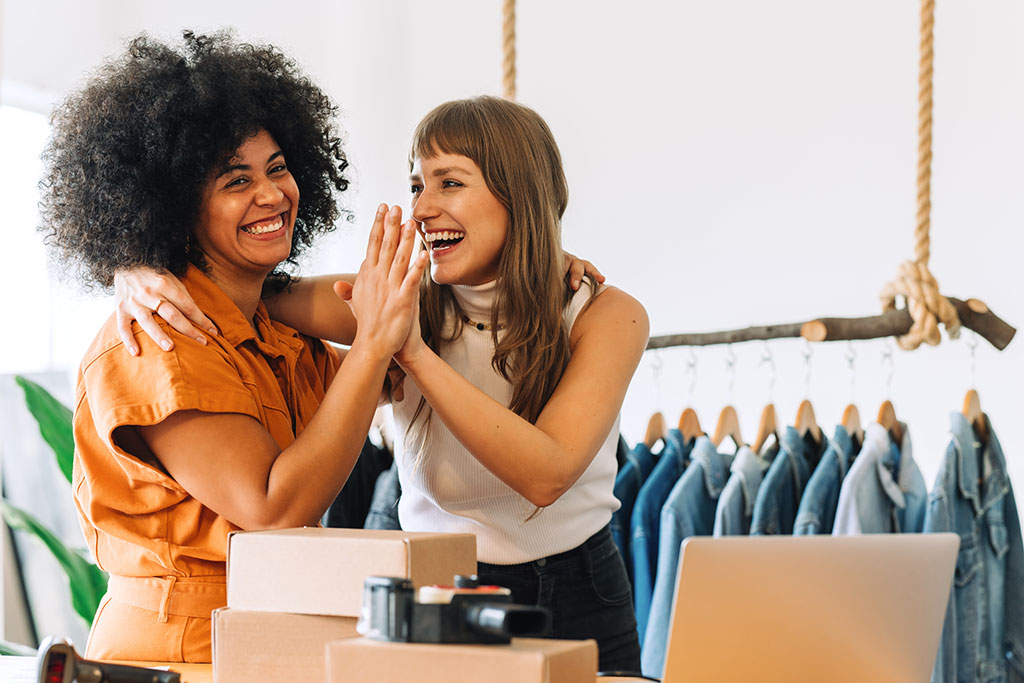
[
  {"left": 269, "top": 163, "right": 288, "bottom": 174},
  {"left": 442, "top": 180, "right": 463, "bottom": 188},
  {"left": 410, "top": 184, "right": 423, "bottom": 194},
  {"left": 225, "top": 176, "right": 248, "bottom": 188}
]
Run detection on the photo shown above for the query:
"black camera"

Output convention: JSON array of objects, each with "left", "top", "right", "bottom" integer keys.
[{"left": 358, "top": 574, "right": 552, "bottom": 645}]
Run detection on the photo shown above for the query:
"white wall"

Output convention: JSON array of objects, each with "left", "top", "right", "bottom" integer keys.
[{"left": 2, "top": 0, "right": 1022, "bottom": 496}]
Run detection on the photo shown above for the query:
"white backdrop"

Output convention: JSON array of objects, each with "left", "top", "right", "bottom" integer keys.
[{"left": 2, "top": 0, "right": 1022, "bottom": 500}]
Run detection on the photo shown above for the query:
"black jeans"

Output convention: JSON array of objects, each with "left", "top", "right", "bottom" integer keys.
[{"left": 476, "top": 524, "right": 641, "bottom": 674}]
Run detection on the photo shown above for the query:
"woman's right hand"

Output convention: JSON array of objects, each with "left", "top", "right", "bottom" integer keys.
[
  {"left": 114, "top": 267, "right": 217, "bottom": 355},
  {"left": 341, "top": 204, "right": 427, "bottom": 357}
]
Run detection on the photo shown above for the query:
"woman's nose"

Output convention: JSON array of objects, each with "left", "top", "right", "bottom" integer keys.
[
  {"left": 255, "top": 177, "right": 285, "bottom": 206},
  {"left": 411, "top": 190, "right": 437, "bottom": 222}
]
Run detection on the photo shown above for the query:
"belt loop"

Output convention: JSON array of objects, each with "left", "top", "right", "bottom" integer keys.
[{"left": 157, "top": 576, "right": 177, "bottom": 623}]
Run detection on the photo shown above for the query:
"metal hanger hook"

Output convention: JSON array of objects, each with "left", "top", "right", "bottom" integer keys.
[
  {"left": 760, "top": 341, "right": 776, "bottom": 402},
  {"left": 650, "top": 350, "right": 665, "bottom": 411},
  {"left": 845, "top": 341, "right": 857, "bottom": 404},
  {"left": 881, "top": 339, "right": 895, "bottom": 398},
  {"left": 801, "top": 339, "right": 813, "bottom": 398},
  {"left": 685, "top": 348, "right": 698, "bottom": 404},
  {"left": 967, "top": 330, "right": 979, "bottom": 389},
  {"left": 725, "top": 344, "right": 737, "bottom": 403}
]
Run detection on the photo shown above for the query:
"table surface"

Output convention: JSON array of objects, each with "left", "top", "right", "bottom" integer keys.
[{"left": 0, "top": 657, "right": 650, "bottom": 682}]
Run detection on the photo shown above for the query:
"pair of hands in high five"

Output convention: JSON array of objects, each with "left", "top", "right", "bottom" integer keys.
[{"left": 113, "top": 204, "right": 604, "bottom": 398}]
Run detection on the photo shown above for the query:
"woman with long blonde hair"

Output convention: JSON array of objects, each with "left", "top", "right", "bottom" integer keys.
[{"left": 119, "top": 96, "right": 647, "bottom": 671}]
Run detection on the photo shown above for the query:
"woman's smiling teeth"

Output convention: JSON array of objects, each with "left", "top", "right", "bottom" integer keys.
[
  {"left": 424, "top": 230, "right": 465, "bottom": 251},
  {"left": 241, "top": 212, "right": 286, "bottom": 235}
]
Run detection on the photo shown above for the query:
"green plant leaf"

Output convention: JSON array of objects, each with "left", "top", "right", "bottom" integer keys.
[
  {"left": 14, "top": 376, "right": 74, "bottom": 484},
  {"left": 0, "top": 499, "right": 107, "bottom": 625},
  {"left": 0, "top": 639, "right": 36, "bottom": 656}
]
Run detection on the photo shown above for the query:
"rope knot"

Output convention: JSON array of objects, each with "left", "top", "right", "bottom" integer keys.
[{"left": 880, "top": 260, "right": 961, "bottom": 350}]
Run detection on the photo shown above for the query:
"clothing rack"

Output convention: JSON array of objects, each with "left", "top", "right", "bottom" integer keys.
[{"left": 646, "top": 297, "right": 1016, "bottom": 351}]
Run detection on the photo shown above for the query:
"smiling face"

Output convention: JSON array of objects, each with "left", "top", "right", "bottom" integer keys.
[
  {"left": 194, "top": 129, "right": 299, "bottom": 284},
  {"left": 410, "top": 153, "right": 509, "bottom": 286}
]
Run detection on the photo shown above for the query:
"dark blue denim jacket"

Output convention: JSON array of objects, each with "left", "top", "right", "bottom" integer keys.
[
  {"left": 750, "top": 426, "right": 824, "bottom": 535},
  {"left": 713, "top": 444, "right": 774, "bottom": 536},
  {"left": 640, "top": 437, "right": 731, "bottom": 677},
  {"left": 611, "top": 443, "right": 659, "bottom": 575},
  {"left": 794, "top": 425, "right": 858, "bottom": 535},
  {"left": 630, "top": 430, "right": 691, "bottom": 646},
  {"left": 925, "top": 413, "right": 1024, "bottom": 683},
  {"left": 833, "top": 422, "right": 926, "bottom": 534}
]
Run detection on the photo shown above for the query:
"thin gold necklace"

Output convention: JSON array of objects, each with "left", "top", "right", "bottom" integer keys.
[{"left": 461, "top": 314, "right": 504, "bottom": 332}]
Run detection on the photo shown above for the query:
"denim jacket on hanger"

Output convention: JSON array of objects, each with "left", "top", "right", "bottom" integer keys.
[
  {"left": 833, "top": 422, "right": 926, "bottom": 535},
  {"left": 611, "top": 442, "right": 660, "bottom": 573},
  {"left": 641, "top": 436, "right": 732, "bottom": 677},
  {"left": 750, "top": 426, "right": 824, "bottom": 535},
  {"left": 713, "top": 444, "right": 775, "bottom": 536},
  {"left": 794, "top": 425, "right": 858, "bottom": 535},
  {"left": 925, "top": 413, "right": 1024, "bottom": 683},
  {"left": 631, "top": 429, "right": 692, "bottom": 646}
]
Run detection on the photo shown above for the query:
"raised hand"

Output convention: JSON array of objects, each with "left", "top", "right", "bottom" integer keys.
[{"left": 342, "top": 204, "right": 427, "bottom": 357}]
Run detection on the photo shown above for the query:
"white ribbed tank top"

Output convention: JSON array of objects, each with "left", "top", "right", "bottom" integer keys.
[{"left": 392, "top": 280, "right": 621, "bottom": 564}]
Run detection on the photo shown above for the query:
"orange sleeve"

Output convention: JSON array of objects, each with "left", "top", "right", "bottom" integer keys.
[{"left": 79, "top": 325, "right": 259, "bottom": 486}]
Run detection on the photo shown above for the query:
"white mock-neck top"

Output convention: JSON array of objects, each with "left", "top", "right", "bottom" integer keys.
[{"left": 391, "top": 280, "right": 620, "bottom": 564}]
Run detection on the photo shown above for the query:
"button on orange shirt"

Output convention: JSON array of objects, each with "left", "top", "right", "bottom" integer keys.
[{"left": 73, "top": 266, "right": 339, "bottom": 662}]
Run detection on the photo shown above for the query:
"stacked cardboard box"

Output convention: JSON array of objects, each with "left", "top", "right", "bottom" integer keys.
[{"left": 213, "top": 528, "right": 477, "bottom": 683}]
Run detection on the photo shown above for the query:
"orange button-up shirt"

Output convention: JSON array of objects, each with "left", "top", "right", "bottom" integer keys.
[{"left": 73, "top": 266, "right": 339, "bottom": 661}]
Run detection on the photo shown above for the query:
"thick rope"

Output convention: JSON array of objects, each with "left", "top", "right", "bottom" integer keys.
[
  {"left": 502, "top": 0, "right": 516, "bottom": 100},
  {"left": 880, "top": 0, "right": 960, "bottom": 350}
]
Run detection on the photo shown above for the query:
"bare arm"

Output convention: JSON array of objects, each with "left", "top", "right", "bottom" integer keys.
[
  {"left": 132, "top": 207, "right": 427, "bottom": 529},
  {"left": 395, "top": 286, "right": 648, "bottom": 508},
  {"left": 114, "top": 240, "right": 602, "bottom": 352},
  {"left": 262, "top": 274, "right": 358, "bottom": 344}
]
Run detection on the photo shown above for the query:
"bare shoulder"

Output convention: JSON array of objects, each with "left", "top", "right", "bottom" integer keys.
[{"left": 571, "top": 284, "right": 649, "bottom": 350}]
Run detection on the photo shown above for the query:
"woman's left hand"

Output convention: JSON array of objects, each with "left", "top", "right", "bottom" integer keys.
[{"left": 563, "top": 252, "right": 605, "bottom": 290}]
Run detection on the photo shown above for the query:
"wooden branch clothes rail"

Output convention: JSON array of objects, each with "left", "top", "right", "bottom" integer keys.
[{"left": 646, "top": 297, "right": 1017, "bottom": 351}]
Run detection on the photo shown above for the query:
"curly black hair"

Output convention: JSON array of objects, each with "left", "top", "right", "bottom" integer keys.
[{"left": 39, "top": 30, "right": 350, "bottom": 290}]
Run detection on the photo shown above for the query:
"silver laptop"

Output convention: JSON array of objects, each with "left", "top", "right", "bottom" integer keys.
[{"left": 661, "top": 534, "right": 959, "bottom": 683}]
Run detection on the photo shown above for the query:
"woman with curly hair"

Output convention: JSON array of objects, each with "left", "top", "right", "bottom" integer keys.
[
  {"left": 119, "top": 96, "right": 648, "bottom": 672},
  {"left": 40, "top": 30, "right": 425, "bottom": 662}
]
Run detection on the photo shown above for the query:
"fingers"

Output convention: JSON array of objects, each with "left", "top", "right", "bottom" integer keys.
[
  {"left": 333, "top": 280, "right": 354, "bottom": 301},
  {"left": 116, "top": 308, "right": 140, "bottom": 356},
  {"left": 157, "top": 302, "right": 211, "bottom": 345},
  {"left": 400, "top": 250, "right": 429, "bottom": 300},
  {"left": 565, "top": 253, "right": 585, "bottom": 290},
  {"left": 365, "top": 204, "right": 388, "bottom": 264},
  {"left": 377, "top": 205, "right": 403, "bottom": 268},
  {"left": 132, "top": 305, "right": 174, "bottom": 352},
  {"left": 389, "top": 220, "right": 419, "bottom": 285}
]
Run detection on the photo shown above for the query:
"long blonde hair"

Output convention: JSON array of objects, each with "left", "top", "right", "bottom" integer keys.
[{"left": 409, "top": 96, "right": 578, "bottom": 429}]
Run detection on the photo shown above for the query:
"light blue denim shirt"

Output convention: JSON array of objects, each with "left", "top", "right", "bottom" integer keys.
[
  {"left": 631, "top": 429, "right": 692, "bottom": 646},
  {"left": 713, "top": 444, "right": 774, "bottom": 536},
  {"left": 640, "top": 437, "right": 732, "bottom": 677},
  {"left": 794, "top": 425, "right": 859, "bottom": 535},
  {"left": 750, "top": 426, "right": 825, "bottom": 535},
  {"left": 833, "top": 422, "right": 926, "bottom": 535},
  {"left": 611, "top": 442, "right": 660, "bottom": 573},
  {"left": 925, "top": 413, "right": 1024, "bottom": 683}
]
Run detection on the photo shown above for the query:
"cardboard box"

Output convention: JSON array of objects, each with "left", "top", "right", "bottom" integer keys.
[
  {"left": 325, "top": 637, "right": 598, "bottom": 683},
  {"left": 226, "top": 528, "right": 477, "bottom": 617},
  {"left": 212, "top": 608, "right": 358, "bottom": 683}
]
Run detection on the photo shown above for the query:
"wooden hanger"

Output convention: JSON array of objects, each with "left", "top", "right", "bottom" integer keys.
[
  {"left": 644, "top": 411, "right": 667, "bottom": 449},
  {"left": 712, "top": 405, "right": 744, "bottom": 449},
  {"left": 677, "top": 407, "right": 705, "bottom": 444},
  {"left": 794, "top": 399, "right": 822, "bottom": 445},
  {"left": 752, "top": 403, "right": 778, "bottom": 453},
  {"left": 876, "top": 399, "right": 903, "bottom": 445},
  {"left": 841, "top": 403, "right": 864, "bottom": 443},
  {"left": 962, "top": 389, "right": 988, "bottom": 445}
]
